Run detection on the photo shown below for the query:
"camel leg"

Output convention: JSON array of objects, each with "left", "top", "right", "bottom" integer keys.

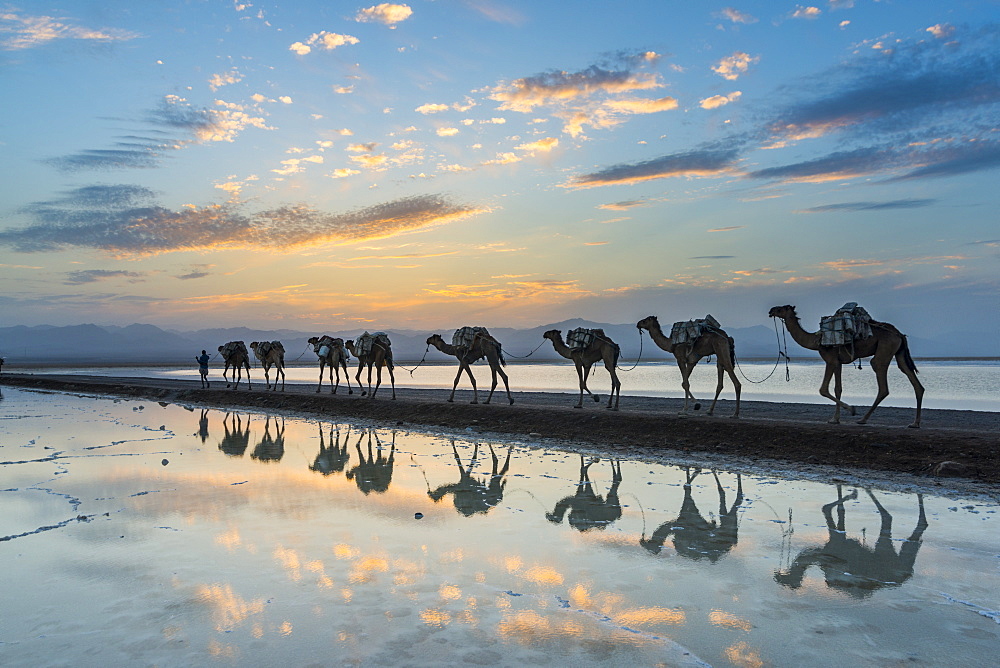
[
  {"left": 727, "top": 362, "right": 741, "bottom": 419},
  {"left": 448, "top": 364, "right": 464, "bottom": 402},
  {"left": 605, "top": 359, "right": 620, "bottom": 411},
  {"left": 277, "top": 361, "right": 285, "bottom": 391},
  {"left": 485, "top": 363, "right": 498, "bottom": 405},
  {"left": 583, "top": 363, "right": 600, "bottom": 404},
  {"left": 858, "top": 359, "right": 891, "bottom": 426},
  {"left": 355, "top": 361, "right": 366, "bottom": 396},
  {"left": 342, "top": 359, "right": 354, "bottom": 395},
  {"left": 316, "top": 361, "right": 325, "bottom": 393},
  {"left": 496, "top": 364, "right": 514, "bottom": 405},
  {"left": 366, "top": 364, "right": 375, "bottom": 398},
  {"left": 573, "top": 363, "right": 587, "bottom": 408},
  {"left": 386, "top": 362, "right": 396, "bottom": 400},
  {"left": 371, "top": 364, "right": 382, "bottom": 399},
  {"left": 678, "top": 361, "right": 694, "bottom": 413},
  {"left": 707, "top": 361, "right": 725, "bottom": 416},
  {"left": 464, "top": 363, "right": 479, "bottom": 404},
  {"left": 894, "top": 350, "right": 924, "bottom": 429},
  {"left": 819, "top": 363, "right": 853, "bottom": 422}
]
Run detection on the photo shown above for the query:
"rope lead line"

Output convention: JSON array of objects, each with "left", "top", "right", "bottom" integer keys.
[
  {"left": 615, "top": 328, "right": 644, "bottom": 372},
  {"left": 735, "top": 317, "right": 790, "bottom": 384}
]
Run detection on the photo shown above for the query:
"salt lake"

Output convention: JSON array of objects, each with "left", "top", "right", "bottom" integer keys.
[{"left": 1, "top": 386, "right": 998, "bottom": 666}]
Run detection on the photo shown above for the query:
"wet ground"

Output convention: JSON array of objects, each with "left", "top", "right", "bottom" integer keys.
[
  {"left": 2, "top": 373, "right": 999, "bottom": 491},
  {"left": 1, "top": 386, "right": 998, "bottom": 666}
]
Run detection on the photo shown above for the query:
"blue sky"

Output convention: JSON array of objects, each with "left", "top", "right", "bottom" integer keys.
[{"left": 1, "top": 1, "right": 997, "bottom": 338}]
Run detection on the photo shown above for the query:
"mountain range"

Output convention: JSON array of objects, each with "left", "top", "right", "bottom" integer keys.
[{"left": 1, "top": 319, "right": 995, "bottom": 364}]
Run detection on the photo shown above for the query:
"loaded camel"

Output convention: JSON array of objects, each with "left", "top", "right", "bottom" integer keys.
[
  {"left": 307, "top": 336, "right": 354, "bottom": 394},
  {"left": 218, "top": 341, "right": 251, "bottom": 389},
  {"left": 345, "top": 332, "right": 396, "bottom": 399},
  {"left": 542, "top": 329, "right": 622, "bottom": 410},
  {"left": 425, "top": 327, "right": 514, "bottom": 405},
  {"left": 768, "top": 305, "right": 924, "bottom": 427},
  {"left": 249, "top": 341, "right": 286, "bottom": 391},
  {"left": 636, "top": 315, "right": 741, "bottom": 417}
]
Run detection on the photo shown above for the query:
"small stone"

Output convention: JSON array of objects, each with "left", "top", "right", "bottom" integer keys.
[
  {"left": 161, "top": 459, "right": 169, "bottom": 466},
  {"left": 414, "top": 512, "right": 423, "bottom": 520}
]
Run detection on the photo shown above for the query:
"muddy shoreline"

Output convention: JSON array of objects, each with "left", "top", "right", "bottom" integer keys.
[{"left": 2, "top": 372, "right": 998, "bottom": 493}]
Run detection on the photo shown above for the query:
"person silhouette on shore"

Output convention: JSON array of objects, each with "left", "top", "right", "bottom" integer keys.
[
  {"left": 640, "top": 467, "right": 744, "bottom": 562},
  {"left": 546, "top": 456, "right": 623, "bottom": 531},
  {"left": 774, "top": 486, "right": 928, "bottom": 598},
  {"left": 197, "top": 350, "right": 210, "bottom": 388}
]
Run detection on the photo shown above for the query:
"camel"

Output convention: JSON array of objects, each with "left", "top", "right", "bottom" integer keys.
[
  {"left": 542, "top": 329, "right": 621, "bottom": 410},
  {"left": 307, "top": 336, "right": 354, "bottom": 394},
  {"left": 251, "top": 416, "right": 285, "bottom": 463},
  {"left": 427, "top": 441, "right": 513, "bottom": 516},
  {"left": 768, "top": 305, "right": 924, "bottom": 427},
  {"left": 546, "top": 457, "right": 622, "bottom": 532},
  {"left": 346, "top": 430, "right": 395, "bottom": 495},
  {"left": 636, "top": 315, "right": 741, "bottom": 418},
  {"left": 249, "top": 341, "right": 286, "bottom": 391},
  {"left": 640, "top": 468, "right": 744, "bottom": 563},
  {"left": 218, "top": 341, "right": 251, "bottom": 389},
  {"left": 774, "top": 486, "right": 928, "bottom": 599},
  {"left": 310, "top": 424, "right": 351, "bottom": 476},
  {"left": 344, "top": 333, "right": 395, "bottom": 399},
  {"left": 425, "top": 328, "right": 514, "bottom": 405}
]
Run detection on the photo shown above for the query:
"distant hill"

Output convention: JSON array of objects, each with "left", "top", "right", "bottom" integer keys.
[{"left": 0, "top": 319, "right": 995, "bottom": 364}]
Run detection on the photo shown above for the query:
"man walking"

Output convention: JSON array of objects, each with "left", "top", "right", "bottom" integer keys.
[{"left": 197, "top": 350, "right": 210, "bottom": 388}]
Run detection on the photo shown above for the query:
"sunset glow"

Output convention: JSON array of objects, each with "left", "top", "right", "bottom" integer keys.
[{"left": 1, "top": 2, "right": 997, "bottom": 333}]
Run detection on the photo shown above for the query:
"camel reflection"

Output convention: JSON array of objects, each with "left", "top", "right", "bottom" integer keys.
[
  {"left": 641, "top": 467, "right": 743, "bottom": 562},
  {"left": 546, "top": 456, "right": 622, "bottom": 531},
  {"left": 251, "top": 416, "right": 285, "bottom": 463},
  {"left": 218, "top": 412, "right": 251, "bottom": 457},
  {"left": 197, "top": 408, "right": 210, "bottom": 444},
  {"left": 774, "top": 486, "right": 928, "bottom": 598},
  {"left": 310, "top": 424, "right": 351, "bottom": 476},
  {"left": 345, "top": 430, "right": 395, "bottom": 494},
  {"left": 428, "top": 441, "right": 512, "bottom": 516}
]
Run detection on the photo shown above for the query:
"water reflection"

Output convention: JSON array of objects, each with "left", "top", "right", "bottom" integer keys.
[
  {"left": 345, "top": 429, "right": 395, "bottom": 494},
  {"left": 310, "top": 423, "right": 351, "bottom": 476},
  {"left": 641, "top": 468, "right": 743, "bottom": 562},
  {"left": 427, "top": 441, "right": 512, "bottom": 516},
  {"left": 251, "top": 416, "right": 285, "bottom": 462},
  {"left": 546, "top": 456, "right": 622, "bottom": 531},
  {"left": 197, "top": 408, "right": 210, "bottom": 444},
  {"left": 775, "top": 485, "right": 928, "bottom": 598},
  {"left": 219, "top": 412, "right": 251, "bottom": 457}
]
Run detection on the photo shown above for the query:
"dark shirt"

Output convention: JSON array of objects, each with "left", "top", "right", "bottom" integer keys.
[{"left": 197, "top": 353, "right": 210, "bottom": 371}]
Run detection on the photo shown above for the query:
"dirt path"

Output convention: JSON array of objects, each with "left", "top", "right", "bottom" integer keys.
[{"left": 3, "top": 372, "right": 998, "bottom": 489}]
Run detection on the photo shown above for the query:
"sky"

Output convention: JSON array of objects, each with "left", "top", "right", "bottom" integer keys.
[{"left": 1, "top": 1, "right": 998, "bottom": 337}]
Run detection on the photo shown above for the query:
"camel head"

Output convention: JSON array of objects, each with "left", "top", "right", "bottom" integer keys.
[
  {"left": 426, "top": 334, "right": 444, "bottom": 346},
  {"left": 250, "top": 341, "right": 260, "bottom": 351},
  {"left": 307, "top": 336, "right": 319, "bottom": 345},
  {"left": 542, "top": 329, "right": 562, "bottom": 342},
  {"left": 636, "top": 315, "right": 658, "bottom": 331},
  {"left": 218, "top": 345, "right": 225, "bottom": 353},
  {"left": 768, "top": 305, "right": 796, "bottom": 320}
]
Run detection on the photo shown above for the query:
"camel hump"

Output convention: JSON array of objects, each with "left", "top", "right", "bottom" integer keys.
[
  {"left": 567, "top": 327, "right": 598, "bottom": 350},
  {"left": 452, "top": 326, "right": 489, "bottom": 349},
  {"left": 820, "top": 303, "right": 874, "bottom": 346},
  {"left": 271, "top": 341, "right": 284, "bottom": 354},
  {"left": 670, "top": 315, "right": 722, "bottom": 344}
]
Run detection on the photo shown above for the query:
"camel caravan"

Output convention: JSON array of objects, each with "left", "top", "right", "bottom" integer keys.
[{"left": 202, "top": 302, "right": 924, "bottom": 428}]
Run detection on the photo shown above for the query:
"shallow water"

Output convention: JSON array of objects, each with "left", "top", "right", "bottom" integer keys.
[
  {"left": 1, "top": 387, "right": 998, "bottom": 666},
  {"left": 25, "top": 358, "right": 1000, "bottom": 412}
]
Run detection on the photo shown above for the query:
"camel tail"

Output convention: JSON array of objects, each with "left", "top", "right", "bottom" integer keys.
[
  {"left": 497, "top": 342, "right": 507, "bottom": 367},
  {"left": 728, "top": 336, "right": 737, "bottom": 366},
  {"left": 900, "top": 335, "right": 919, "bottom": 374}
]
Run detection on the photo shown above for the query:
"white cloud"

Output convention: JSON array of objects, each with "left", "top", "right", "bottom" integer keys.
[
  {"left": 291, "top": 31, "right": 360, "bottom": 55},
  {"left": 416, "top": 103, "right": 449, "bottom": 114},
  {"left": 792, "top": 6, "right": 822, "bottom": 19},
  {"left": 712, "top": 52, "right": 758, "bottom": 80},
  {"left": 926, "top": 24, "right": 956, "bottom": 39},
  {"left": 0, "top": 11, "right": 139, "bottom": 50},
  {"left": 699, "top": 91, "right": 742, "bottom": 109},
  {"left": 208, "top": 69, "right": 243, "bottom": 92},
  {"left": 355, "top": 3, "right": 413, "bottom": 26},
  {"left": 436, "top": 127, "right": 460, "bottom": 137}
]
